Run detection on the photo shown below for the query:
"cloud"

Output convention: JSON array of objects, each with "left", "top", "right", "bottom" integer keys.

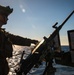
[{"left": 20, "top": 4, "right": 26, "bottom": 13}]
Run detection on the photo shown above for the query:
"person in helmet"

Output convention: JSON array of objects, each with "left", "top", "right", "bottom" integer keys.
[{"left": 0, "top": 5, "right": 38, "bottom": 75}]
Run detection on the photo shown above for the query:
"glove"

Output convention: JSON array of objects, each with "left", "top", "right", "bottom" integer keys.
[{"left": 31, "top": 39, "right": 39, "bottom": 45}]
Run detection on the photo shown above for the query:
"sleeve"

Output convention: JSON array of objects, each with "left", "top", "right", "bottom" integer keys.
[{"left": 7, "top": 33, "right": 32, "bottom": 46}]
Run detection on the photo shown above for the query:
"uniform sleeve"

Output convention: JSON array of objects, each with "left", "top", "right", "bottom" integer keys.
[{"left": 7, "top": 33, "right": 32, "bottom": 46}]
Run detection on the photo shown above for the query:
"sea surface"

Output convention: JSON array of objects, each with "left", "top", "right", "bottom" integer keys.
[{"left": 8, "top": 45, "right": 74, "bottom": 75}]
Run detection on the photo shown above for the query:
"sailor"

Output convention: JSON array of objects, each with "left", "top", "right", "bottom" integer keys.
[{"left": 0, "top": 5, "right": 38, "bottom": 75}]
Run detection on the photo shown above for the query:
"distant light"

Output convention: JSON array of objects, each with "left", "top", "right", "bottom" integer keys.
[
  {"left": 22, "top": 8, "right": 25, "bottom": 13},
  {"left": 20, "top": 4, "right": 26, "bottom": 13}
]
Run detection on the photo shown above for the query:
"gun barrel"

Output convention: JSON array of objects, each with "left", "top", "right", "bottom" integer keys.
[
  {"left": 49, "top": 10, "right": 74, "bottom": 40},
  {"left": 61, "top": 10, "right": 74, "bottom": 26}
]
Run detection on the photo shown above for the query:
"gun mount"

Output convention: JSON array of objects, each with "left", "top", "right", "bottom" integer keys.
[{"left": 15, "top": 10, "right": 74, "bottom": 75}]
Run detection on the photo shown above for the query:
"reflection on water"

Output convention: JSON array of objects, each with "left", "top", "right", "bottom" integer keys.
[{"left": 8, "top": 46, "right": 74, "bottom": 75}]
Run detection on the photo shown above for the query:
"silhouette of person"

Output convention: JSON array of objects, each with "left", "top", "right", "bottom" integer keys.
[{"left": 0, "top": 5, "right": 38, "bottom": 75}]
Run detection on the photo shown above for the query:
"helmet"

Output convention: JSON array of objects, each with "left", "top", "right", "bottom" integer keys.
[{"left": 0, "top": 5, "right": 13, "bottom": 17}]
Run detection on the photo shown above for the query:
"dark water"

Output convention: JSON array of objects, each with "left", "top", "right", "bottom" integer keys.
[
  {"left": 61, "top": 45, "right": 70, "bottom": 52},
  {"left": 54, "top": 64, "right": 74, "bottom": 75},
  {"left": 8, "top": 45, "right": 74, "bottom": 75}
]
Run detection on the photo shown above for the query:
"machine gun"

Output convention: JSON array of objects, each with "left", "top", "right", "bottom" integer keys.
[{"left": 15, "top": 10, "right": 74, "bottom": 75}]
